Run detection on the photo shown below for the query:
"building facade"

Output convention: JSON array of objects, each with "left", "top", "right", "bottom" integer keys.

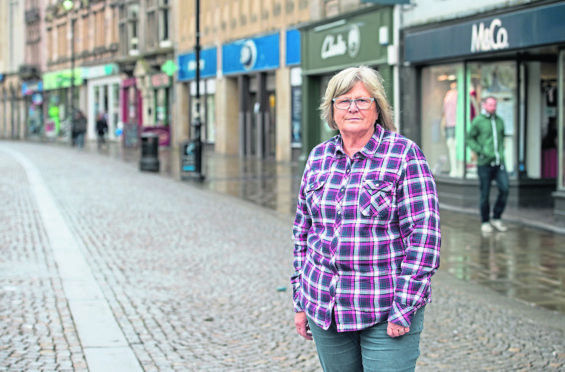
[
  {"left": 114, "top": 0, "right": 174, "bottom": 147},
  {"left": 399, "top": 0, "right": 565, "bottom": 219},
  {"left": 0, "top": 0, "right": 26, "bottom": 140},
  {"left": 42, "top": 0, "right": 121, "bottom": 141}
]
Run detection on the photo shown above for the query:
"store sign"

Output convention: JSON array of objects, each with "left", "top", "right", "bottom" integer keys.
[
  {"left": 22, "top": 81, "right": 43, "bottom": 95},
  {"left": 222, "top": 33, "right": 279, "bottom": 75},
  {"left": 321, "top": 24, "right": 360, "bottom": 60},
  {"left": 471, "top": 18, "right": 509, "bottom": 52},
  {"left": 151, "top": 73, "right": 170, "bottom": 88},
  {"left": 286, "top": 29, "right": 301, "bottom": 66},
  {"left": 302, "top": 8, "right": 391, "bottom": 72},
  {"left": 177, "top": 47, "right": 217, "bottom": 81},
  {"left": 405, "top": 2, "right": 565, "bottom": 63}
]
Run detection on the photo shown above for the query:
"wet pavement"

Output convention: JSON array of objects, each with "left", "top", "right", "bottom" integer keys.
[
  {"left": 2, "top": 140, "right": 565, "bottom": 371},
  {"left": 134, "top": 142, "right": 565, "bottom": 315}
]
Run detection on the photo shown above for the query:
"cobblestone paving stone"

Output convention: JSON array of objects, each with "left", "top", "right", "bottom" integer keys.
[
  {"left": 0, "top": 150, "right": 88, "bottom": 372},
  {"left": 1, "top": 142, "right": 565, "bottom": 371}
]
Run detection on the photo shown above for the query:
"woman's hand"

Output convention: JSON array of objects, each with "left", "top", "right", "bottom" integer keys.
[
  {"left": 387, "top": 322, "right": 410, "bottom": 338},
  {"left": 295, "top": 312, "right": 313, "bottom": 341}
]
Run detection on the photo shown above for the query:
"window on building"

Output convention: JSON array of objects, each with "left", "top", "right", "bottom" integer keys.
[
  {"left": 420, "top": 62, "right": 518, "bottom": 179},
  {"left": 420, "top": 63, "right": 465, "bottom": 178},
  {"left": 467, "top": 61, "right": 517, "bottom": 178},
  {"left": 159, "top": 0, "right": 170, "bottom": 47},
  {"left": 128, "top": 3, "right": 139, "bottom": 54}
]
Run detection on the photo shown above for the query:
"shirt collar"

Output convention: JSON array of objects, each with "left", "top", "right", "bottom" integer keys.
[{"left": 335, "top": 125, "right": 385, "bottom": 159}]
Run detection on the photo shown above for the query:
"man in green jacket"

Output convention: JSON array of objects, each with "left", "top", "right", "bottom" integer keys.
[{"left": 467, "top": 96, "right": 509, "bottom": 233}]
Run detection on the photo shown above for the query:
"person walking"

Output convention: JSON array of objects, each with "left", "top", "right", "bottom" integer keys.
[
  {"left": 291, "top": 66, "right": 441, "bottom": 372},
  {"left": 72, "top": 110, "right": 87, "bottom": 149},
  {"left": 95, "top": 112, "right": 108, "bottom": 149},
  {"left": 467, "top": 96, "right": 509, "bottom": 233}
]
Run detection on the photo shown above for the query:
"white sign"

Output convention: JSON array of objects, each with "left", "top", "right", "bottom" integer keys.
[
  {"left": 321, "top": 25, "right": 361, "bottom": 60},
  {"left": 471, "top": 18, "right": 509, "bottom": 53}
]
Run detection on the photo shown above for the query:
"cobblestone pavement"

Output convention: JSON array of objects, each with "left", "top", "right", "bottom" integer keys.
[{"left": 1, "top": 141, "right": 565, "bottom": 371}]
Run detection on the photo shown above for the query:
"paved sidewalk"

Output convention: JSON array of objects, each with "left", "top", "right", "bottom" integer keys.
[{"left": 1, "top": 141, "right": 565, "bottom": 371}]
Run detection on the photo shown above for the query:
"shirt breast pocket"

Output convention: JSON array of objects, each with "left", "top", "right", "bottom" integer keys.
[
  {"left": 305, "top": 174, "right": 327, "bottom": 216},
  {"left": 359, "top": 179, "right": 394, "bottom": 222}
]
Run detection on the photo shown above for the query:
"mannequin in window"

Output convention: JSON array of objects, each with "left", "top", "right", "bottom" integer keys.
[{"left": 441, "top": 82, "right": 460, "bottom": 177}]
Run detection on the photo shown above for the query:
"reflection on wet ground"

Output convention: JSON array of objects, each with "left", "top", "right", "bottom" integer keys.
[{"left": 97, "top": 145, "right": 565, "bottom": 314}]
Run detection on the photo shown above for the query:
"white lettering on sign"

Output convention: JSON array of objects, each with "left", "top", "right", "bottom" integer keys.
[
  {"left": 471, "top": 18, "right": 509, "bottom": 52},
  {"left": 188, "top": 59, "right": 205, "bottom": 71},
  {"left": 321, "top": 34, "right": 347, "bottom": 60},
  {"left": 321, "top": 24, "right": 361, "bottom": 60}
]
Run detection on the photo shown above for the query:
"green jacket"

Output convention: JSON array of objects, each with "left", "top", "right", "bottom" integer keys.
[{"left": 467, "top": 113, "right": 506, "bottom": 166}]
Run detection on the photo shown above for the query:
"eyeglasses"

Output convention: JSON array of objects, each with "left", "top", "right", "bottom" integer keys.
[{"left": 332, "top": 97, "right": 375, "bottom": 110}]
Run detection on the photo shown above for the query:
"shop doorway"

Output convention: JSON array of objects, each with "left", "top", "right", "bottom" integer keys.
[{"left": 242, "top": 73, "right": 277, "bottom": 159}]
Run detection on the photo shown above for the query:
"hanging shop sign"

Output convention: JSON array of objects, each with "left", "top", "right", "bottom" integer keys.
[
  {"left": 405, "top": 2, "right": 565, "bottom": 63},
  {"left": 177, "top": 47, "right": 217, "bottom": 81},
  {"left": 222, "top": 33, "right": 279, "bottom": 75}
]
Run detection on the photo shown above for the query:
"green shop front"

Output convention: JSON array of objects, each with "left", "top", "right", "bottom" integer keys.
[
  {"left": 300, "top": 6, "right": 394, "bottom": 158},
  {"left": 43, "top": 68, "right": 83, "bottom": 138},
  {"left": 402, "top": 1, "right": 565, "bottom": 221}
]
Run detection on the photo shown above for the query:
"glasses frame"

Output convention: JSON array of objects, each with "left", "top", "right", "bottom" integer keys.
[{"left": 332, "top": 97, "right": 375, "bottom": 110}]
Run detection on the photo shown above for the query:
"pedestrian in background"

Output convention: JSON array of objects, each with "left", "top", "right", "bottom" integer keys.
[
  {"left": 291, "top": 66, "right": 441, "bottom": 372},
  {"left": 96, "top": 112, "right": 108, "bottom": 149},
  {"left": 72, "top": 110, "right": 87, "bottom": 149},
  {"left": 467, "top": 96, "right": 509, "bottom": 233}
]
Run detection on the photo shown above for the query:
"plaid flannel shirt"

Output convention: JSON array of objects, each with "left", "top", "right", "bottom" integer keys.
[{"left": 291, "top": 125, "right": 441, "bottom": 332}]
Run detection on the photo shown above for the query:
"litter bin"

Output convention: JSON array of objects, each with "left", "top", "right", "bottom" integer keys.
[{"left": 139, "top": 132, "right": 160, "bottom": 172}]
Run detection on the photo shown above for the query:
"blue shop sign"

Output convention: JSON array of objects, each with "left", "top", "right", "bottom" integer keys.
[
  {"left": 22, "top": 81, "right": 43, "bottom": 95},
  {"left": 222, "top": 33, "right": 279, "bottom": 75},
  {"left": 0, "top": 74, "right": 4, "bottom": 82},
  {"left": 405, "top": 2, "right": 565, "bottom": 63},
  {"left": 286, "top": 29, "right": 301, "bottom": 66},
  {"left": 177, "top": 47, "right": 217, "bottom": 81}
]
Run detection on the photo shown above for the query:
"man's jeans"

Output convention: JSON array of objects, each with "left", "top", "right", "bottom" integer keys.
[{"left": 478, "top": 164, "right": 509, "bottom": 223}]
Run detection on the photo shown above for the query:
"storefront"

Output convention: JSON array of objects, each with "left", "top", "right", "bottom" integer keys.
[
  {"left": 0, "top": 74, "right": 25, "bottom": 140},
  {"left": 84, "top": 64, "right": 121, "bottom": 142},
  {"left": 300, "top": 6, "right": 394, "bottom": 158},
  {"left": 402, "top": 1, "right": 565, "bottom": 218},
  {"left": 22, "top": 81, "right": 44, "bottom": 138},
  {"left": 120, "top": 77, "right": 142, "bottom": 147},
  {"left": 177, "top": 47, "right": 217, "bottom": 150},
  {"left": 222, "top": 33, "right": 280, "bottom": 158},
  {"left": 144, "top": 72, "right": 172, "bottom": 146},
  {"left": 43, "top": 68, "right": 83, "bottom": 139}
]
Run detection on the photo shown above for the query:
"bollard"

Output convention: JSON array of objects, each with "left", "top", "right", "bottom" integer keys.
[{"left": 139, "top": 133, "right": 160, "bottom": 172}]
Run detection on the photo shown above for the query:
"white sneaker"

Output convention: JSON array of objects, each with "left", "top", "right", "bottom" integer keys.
[
  {"left": 490, "top": 219, "right": 507, "bottom": 232},
  {"left": 481, "top": 222, "right": 493, "bottom": 233}
]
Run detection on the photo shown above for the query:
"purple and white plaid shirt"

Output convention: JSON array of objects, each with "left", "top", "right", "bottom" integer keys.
[{"left": 291, "top": 125, "right": 441, "bottom": 332}]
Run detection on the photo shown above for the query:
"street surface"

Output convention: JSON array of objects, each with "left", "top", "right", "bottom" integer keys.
[{"left": 1, "top": 141, "right": 564, "bottom": 371}]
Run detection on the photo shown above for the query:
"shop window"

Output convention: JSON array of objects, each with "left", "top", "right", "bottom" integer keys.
[
  {"left": 420, "top": 63, "right": 466, "bottom": 177},
  {"left": 467, "top": 61, "right": 517, "bottom": 178}
]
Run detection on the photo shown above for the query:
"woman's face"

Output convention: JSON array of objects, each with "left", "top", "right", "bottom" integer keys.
[{"left": 333, "top": 81, "right": 378, "bottom": 139}]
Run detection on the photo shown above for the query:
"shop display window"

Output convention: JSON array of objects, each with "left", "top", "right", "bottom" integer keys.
[
  {"left": 467, "top": 61, "right": 517, "bottom": 178},
  {"left": 420, "top": 63, "right": 466, "bottom": 177},
  {"left": 420, "top": 62, "right": 517, "bottom": 179}
]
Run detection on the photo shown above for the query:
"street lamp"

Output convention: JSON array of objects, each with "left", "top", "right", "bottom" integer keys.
[
  {"left": 62, "top": 0, "right": 76, "bottom": 123},
  {"left": 191, "top": 0, "right": 204, "bottom": 179}
]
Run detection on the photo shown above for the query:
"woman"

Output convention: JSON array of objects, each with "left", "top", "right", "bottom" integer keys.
[{"left": 291, "top": 66, "right": 441, "bottom": 371}]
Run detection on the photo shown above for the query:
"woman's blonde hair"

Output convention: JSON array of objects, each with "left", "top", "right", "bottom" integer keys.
[{"left": 319, "top": 66, "right": 395, "bottom": 131}]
